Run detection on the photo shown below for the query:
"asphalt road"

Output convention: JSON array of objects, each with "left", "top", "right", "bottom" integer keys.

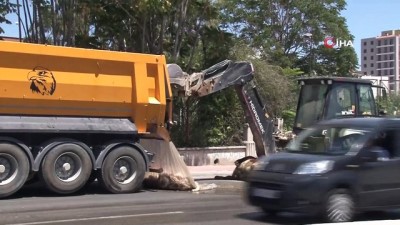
[{"left": 2, "top": 181, "right": 400, "bottom": 225}]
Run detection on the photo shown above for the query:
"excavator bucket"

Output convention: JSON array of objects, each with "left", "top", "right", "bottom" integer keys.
[{"left": 168, "top": 60, "right": 254, "bottom": 97}]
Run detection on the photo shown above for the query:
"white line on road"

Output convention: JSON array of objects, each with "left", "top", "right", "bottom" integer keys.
[{"left": 6, "top": 211, "right": 184, "bottom": 225}]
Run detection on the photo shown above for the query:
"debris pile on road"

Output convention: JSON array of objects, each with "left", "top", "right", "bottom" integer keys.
[
  {"left": 141, "top": 140, "right": 197, "bottom": 191},
  {"left": 144, "top": 170, "right": 196, "bottom": 191},
  {"left": 215, "top": 156, "right": 257, "bottom": 181}
]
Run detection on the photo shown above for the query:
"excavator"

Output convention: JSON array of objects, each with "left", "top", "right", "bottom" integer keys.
[
  {"left": 168, "top": 59, "right": 386, "bottom": 157},
  {"left": 164, "top": 60, "right": 386, "bottom": 183}
]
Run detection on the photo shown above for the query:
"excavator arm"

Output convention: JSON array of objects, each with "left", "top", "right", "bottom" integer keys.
[{"left": 168, "top": 60, "right": 276, "bottom": 156}]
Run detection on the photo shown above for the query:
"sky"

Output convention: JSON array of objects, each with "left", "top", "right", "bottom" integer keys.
[
  {"left": 2, "top": 0, "right": 400, "bottom": 67},
  {"left": 340, "top": 0, "right": 400, "bottom": 66}
]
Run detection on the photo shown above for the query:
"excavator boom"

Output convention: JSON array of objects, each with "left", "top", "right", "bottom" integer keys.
[{"left": 168, "top": 60, "right": 275, "bottom": 156}]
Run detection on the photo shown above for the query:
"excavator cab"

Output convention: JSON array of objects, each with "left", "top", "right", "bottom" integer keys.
[{"left": 293, "top": 77, "right": 381, "bottom": 135}]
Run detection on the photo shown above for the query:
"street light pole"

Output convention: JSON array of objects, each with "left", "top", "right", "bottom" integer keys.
[{"left": 303, "top": 33, "right": 313, "bottom": 76}]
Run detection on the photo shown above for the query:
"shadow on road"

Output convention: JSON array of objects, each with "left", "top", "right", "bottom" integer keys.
[
  {"left": 236, "top": 210, "right": 400, "bottom": 225},
  {"left": 236, "top": 211, "right": 319, "bottom": 225},
  {"left": 6, "top": 181, "right": 110, "bottom": 200}
]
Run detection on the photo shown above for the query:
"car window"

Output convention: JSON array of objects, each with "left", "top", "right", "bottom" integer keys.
[
  {"left": 366, "top": 129, "right": 400, "bottom": 159},
  {"left": 286, "top": 126, "right": 371, "bottom": 155}
]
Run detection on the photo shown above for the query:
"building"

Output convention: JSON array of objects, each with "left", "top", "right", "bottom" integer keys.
[{"left": 361, "top": 30, "right": 400, "bottom": 93}]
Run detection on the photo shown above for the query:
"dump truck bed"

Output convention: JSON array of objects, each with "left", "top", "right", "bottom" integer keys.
[{"left": 0, "top": 41, "right": 172, "bottom": 134}]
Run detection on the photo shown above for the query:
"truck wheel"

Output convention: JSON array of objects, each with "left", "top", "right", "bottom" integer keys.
[
  {"left": 0, "top": 143, "right": 30, "bottom": 198},
  {"left": 40, "top": 143, "right": 92, "bottom": 194},
  {"left": 98, "top": 146, "right": 145, "bottom": 194},
  {"left": 324, "top": 189, "right": 355, "bottom": 223}
]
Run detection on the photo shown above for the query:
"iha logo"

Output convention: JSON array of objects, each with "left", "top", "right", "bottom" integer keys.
[{"left": 323, "top": 37, "right": 353, "bottom": 48}]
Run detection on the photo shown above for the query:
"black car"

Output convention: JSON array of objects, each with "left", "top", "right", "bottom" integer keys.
[{"left": 246, "top": 117, "right": 400, "bottom": 223}]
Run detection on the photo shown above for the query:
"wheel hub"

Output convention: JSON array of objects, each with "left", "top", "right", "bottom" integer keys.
[
  {"left": 113, "top": 156, "right": 137, "bottom": 184},
  {"left": 54, "top": 152, "right": 82, "bottom": 182},
  {"left": 63, "top": 163, "right": 71, "bottom": 171},
  {"left": 119, "top": 166, "right": 128, "bottom": 174},
  {"left": 0, "top": 154, "right": 18, "bottom": 185}
]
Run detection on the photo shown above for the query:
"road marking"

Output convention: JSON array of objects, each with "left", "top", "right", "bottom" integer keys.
[{"left": 7, "top": 211, "right": 184, "bottom": 225}]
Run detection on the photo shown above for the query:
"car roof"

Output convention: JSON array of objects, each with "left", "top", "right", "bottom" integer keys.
[
  {"left": 316, "top": 117, "right": 400, "bottom": 128},
  {"left": 297, "top": 76, "right": 372, "bottom": 84}
]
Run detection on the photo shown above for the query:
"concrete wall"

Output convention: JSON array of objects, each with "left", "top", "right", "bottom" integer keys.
[
  {"left": 177, "top": 124, "right": 259, "bottom": 166},
  {"left": 178, "top": 146, "right": 246, "bottom": 166}
]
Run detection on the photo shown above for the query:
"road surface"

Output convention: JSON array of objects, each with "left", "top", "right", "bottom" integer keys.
[{"left": 1, "top": 181, "right": 400, "bottom": 225}]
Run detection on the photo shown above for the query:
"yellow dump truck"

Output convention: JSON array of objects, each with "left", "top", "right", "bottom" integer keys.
[{"left": 0, "top": 41, "right": 175, "bottom": 197}]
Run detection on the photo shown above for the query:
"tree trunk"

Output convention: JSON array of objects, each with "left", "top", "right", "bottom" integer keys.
[
  {"left": 141, "top": 18, "right": 146, "bottom": 53},
  {"left": 32, "top": 1, "right": 39, "bottom": 43},
  {"left": 172, "top": 0, "right": 189, "bottom": 62},
  {"left": 61, "top": 0, "right": 66, "bottom": 45},
  {"left": 158, "top": 15, "right": 166, "bottom": 54},
  {"left": 186, "top": 20, "right": 202, "bottom": 71},
  {"left": 50, "top": 0, "right": 57, "bottom": 45},
  {"left": 184, "top": 98, "right": 190, "bottom": 145},
  {"left": 23, "top": 0, "right": 33, "bottom": 42},
  {"left": 37, "top": 0, "right": 46, "bottom": 43}
]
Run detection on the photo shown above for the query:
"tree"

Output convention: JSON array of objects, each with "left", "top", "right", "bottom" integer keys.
[
  {"left": 218, "top": 0, "right": 357, "bottom": 75},
  {"left": 0, "top": 1, "right": 17, "bottom": 35}
]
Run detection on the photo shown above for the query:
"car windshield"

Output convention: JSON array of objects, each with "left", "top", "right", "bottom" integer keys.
[{"left": 286, "top": 126, "right": 372, "bottom": 155}]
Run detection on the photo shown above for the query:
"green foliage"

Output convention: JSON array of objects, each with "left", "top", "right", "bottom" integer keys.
[
  {"left": 378, "top": 94, "right": 400, "bottom": 116},
  {"left": 218, "top": 0, "right": 357, "bottom": 75},
  {"left": 281, "top": 110, "right": 296, "bottom": 130},
  {"left": 0, "top": 1, "right": 17, "bottom": 34}
]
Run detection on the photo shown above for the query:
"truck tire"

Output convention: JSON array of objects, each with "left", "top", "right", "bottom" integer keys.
[
  {"left": 39, "top": 143, "right": 92, "bottom": 194},
  {"left": 0, "top": 143, "right": 30, "bottom": 198},
  {"left": 98, "top": 146, "right": 145, "bottom": 194}
]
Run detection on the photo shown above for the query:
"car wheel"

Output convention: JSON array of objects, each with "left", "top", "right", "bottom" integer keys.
[{"left": 324, "top": 189, "right": 355, "bottom": 223}]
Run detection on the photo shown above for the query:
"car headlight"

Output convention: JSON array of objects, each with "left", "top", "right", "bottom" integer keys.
[
  {"left": 253, "top": 156, "right": 269, "bottom": 171},
  {"left": 294, "top": 160, "right": 334, "bottom": 175}
]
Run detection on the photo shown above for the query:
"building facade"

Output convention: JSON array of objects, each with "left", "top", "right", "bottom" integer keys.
[{"left": 361, "top": 30, "right": 400, "bottom": 93}]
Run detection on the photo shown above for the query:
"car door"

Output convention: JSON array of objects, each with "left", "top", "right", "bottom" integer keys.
[{"left": 357, "top": 129, "right": 400, "bottom": 208}]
